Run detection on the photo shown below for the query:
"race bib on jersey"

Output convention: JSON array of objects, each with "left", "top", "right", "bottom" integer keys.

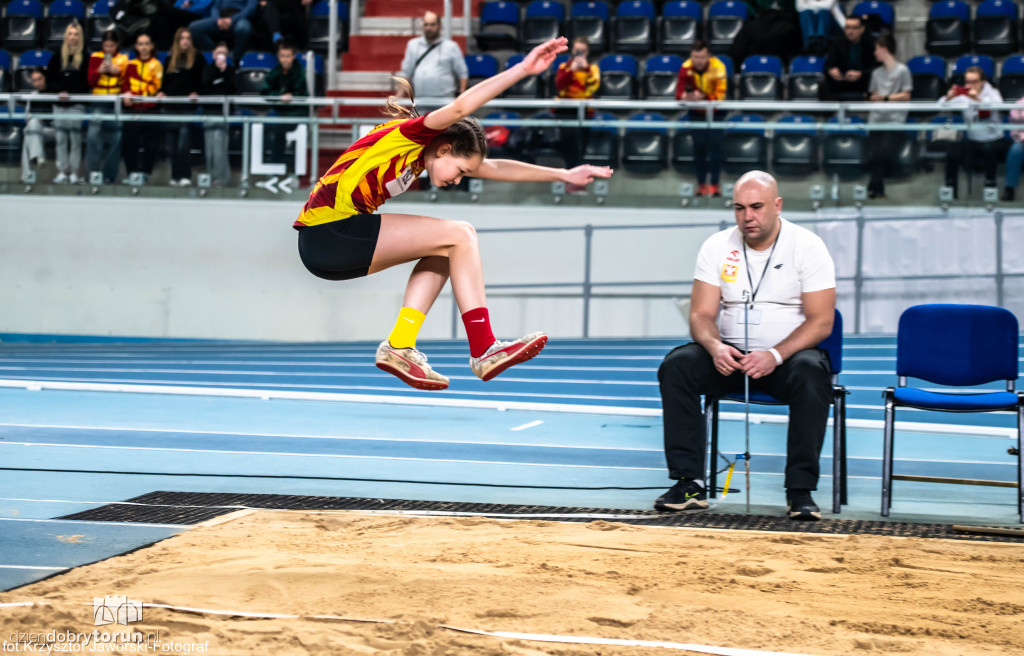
[{"left": 385, "top": 166, "right": 418, "bottom": 197}]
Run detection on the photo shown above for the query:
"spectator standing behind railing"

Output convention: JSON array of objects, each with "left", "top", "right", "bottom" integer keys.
[
  {"left": 200, "top": 41, "right": 235, "bottom": 187},
  {"left": 820, "top": 14, "right": 876, "bottom": 100},
  {"left": 20, "top": 69, "right": 51, "bottom": 183},
  {"left": 260, "top": 40, "right": 307, "bottom": 167},
  {"left": 86, "top": 30, "right": 129, "bottom": 183},
  {"left": 677, "top": 40, "right": 727, "bottom": 198},
  {"left": 553, "top": 36, "right": 599, "bottom": 170},
  {"left": 937, "top": 65, "right": 1004, "bottom": 199},
  {"left": 190, "top": 0, "right": 259, "bottom": 63},
  {"left": 121, "top": 33, "right": 164, "bottom": 184},
  {"left": 1002, "top": 97, "right": 1024, "bottom": 202},
  {"left": 158, "top": 27, "right": 206, "bottom": 187},
  {"left": 398, "top": 11, "right": 468, "bottom": 111},
  {"left": 46, "top": 21, "right": 90, "bottom": 184},
  {"left": 865, "top": 33, "right": 911, "bottom": 200}
]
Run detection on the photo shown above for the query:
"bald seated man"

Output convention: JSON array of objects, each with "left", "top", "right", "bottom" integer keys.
[
  {"left": 656, "top": 171, "right": 837, "bottom": 521},
  {"left": 398, "top": 10, "right": 468, "bottom": 108}
]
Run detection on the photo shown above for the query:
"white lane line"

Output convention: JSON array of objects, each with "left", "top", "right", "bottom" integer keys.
[
  {"left": 0, "top": 565, "right": 67, "bottom": 571},
  {"left": 510, "top": 420, "right": 544, "bottom": 432},
  {"left": 0, "top": 441, "right": 662, "bottom": 471}
]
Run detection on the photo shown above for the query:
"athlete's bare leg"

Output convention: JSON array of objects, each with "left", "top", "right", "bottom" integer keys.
[{"left": 370, "top": 213, "right": 486, "bottom": 312}]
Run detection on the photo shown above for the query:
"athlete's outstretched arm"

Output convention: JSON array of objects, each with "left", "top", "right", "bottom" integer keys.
[
  {"left": 473, "top": 159, "right": 614, "bottom": 186},
  {"left": 424, "top": 37, "right": 567, "bottom": 132}
]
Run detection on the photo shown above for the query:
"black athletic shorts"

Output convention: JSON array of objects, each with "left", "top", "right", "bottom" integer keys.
[{"left": 297, "top": 214, "right": 382, "bottom": 281}]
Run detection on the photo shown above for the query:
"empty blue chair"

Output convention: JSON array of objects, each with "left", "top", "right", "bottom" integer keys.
[
  {"left": 707, "top": 0, "right": 747, "bottom": 55},
  {"left": 597, "top": 53, "right": 638, "bottom": 99},
  {"left": 644, "top": 53, "right": 684, "bottom": 99},
  {"left": 881, "top": 304, "right": 1023, "bottom": 522},
  {"left": 3, "top": 0, "right": 44, "bottom": 51},
  {"left": 1000, "top": 54, "right": 1024, "bottom": 100},
  {"left": 503, "top": 53, "right": 543, "bottom": 98},
  {"left": 823, "top": 115, "right": 867, "bottom": 179},
  {"left": 952, "top": 53, "right": 995, "bottom": 84},
  {"left": 705, "top": 310, "right": 847, "bottom": 514},
  {"left": 926, "top": 1, "right": 972, "bottom": 57},
  {"left": 583, "top": 111, "right": 619, "bottom": 168},
  {"left": 476, "top": 1, "right": 520, "bottom": 51},
  {"left": 622, "top": 111, "right": 667, "bottom": 174},
  {"left": 524, "top": 0, "right": 565, "bottom": 50},
  {"left": 465, "top": 53, "right": 499, "bottom": 87},
  {"left": 974, "top": 0, "right": 1019, "bottom": 55},
  {"left": 0, "top": 50, "right": 11, "bottom": 92},
  {"left": 789, "top": 55, "right": 825, "bottom": 101},
  {"left": 772, "top": 113, "right": 819, "bottom": 175},
  {"left": 614, "top": 0, "right": 656, "bottom": 54},
  {"left": 660, "top": 0, "right": 702, "bottom": 54},
  {"left": 722, "top": 114, "right": 766, "bottom": 174},
  {"left": 739, "top": 54, "right": 783, "bottom": 100},
  {"left": 237, "top": 52, "right": 275, "bottom": 95},
  {"left": 907, "top": 55, "right": 948, "bottom": 100},
  {"left": 308, "top": 1, "right": 349, "bottom": 55},
  {"left": 570, "top": 1, "right": 611, "bottom": 53}
]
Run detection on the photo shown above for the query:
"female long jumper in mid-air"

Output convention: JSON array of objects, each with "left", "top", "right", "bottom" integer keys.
[{"left": 293, "top": 37, "right": 613, "bottom": 391}]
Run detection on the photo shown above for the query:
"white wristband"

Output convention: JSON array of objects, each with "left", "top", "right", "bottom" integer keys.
[{"left": 768, "top": 348, "right": 783, "bottom": 365}]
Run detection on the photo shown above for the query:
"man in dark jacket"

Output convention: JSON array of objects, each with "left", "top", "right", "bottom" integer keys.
[{"left": 821, "top": 13, "right": 877, "bottom": 100}]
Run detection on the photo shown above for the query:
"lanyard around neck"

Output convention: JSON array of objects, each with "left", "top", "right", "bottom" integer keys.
[{"left": 742, "top": 223, "right": 781, "bottom": 306}]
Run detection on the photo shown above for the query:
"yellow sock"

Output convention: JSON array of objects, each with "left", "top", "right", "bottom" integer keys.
[{"left": 388, "top": 307, "right": 426, "bottom": 349}]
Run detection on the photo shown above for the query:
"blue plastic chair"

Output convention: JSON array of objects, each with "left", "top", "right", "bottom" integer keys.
[
  {"left": 465, "top": 53, "right": 499, "bottom": 85},
  {"left": 1000, "top": 54, "right": 1024, "bottom": 100},
  {"left": 739, "top": 54, "right": 783, "bottom": 100},
  {"left": 310, "top": 0, "right": 348, "bottom": 17},
  {"left": 881, "top": 304, "right": 1023, "bottom": 522},
  {"left": 952, "top": 53, "right": 995, "bottom": 83},
  {"left": 705, "top": 310, "right": 847, "bottom": 514},
  {"left": 643, "top": 53, "right": 683, "bottom": 99},
  {"left": 17, "top": 48, "right": 52, "bottom": 68},
  {"left": 974, "top": 0, "right": 1019, "bottom": 55},
  {"left": 477, "top": 1, "right": 520, "bottom": 51},
  {"left": 7, "top": 0, "right": 44, "bottom": 18},
  {"left": 926, "top": 0, "right": 972, "bottom": 56},
  {"left": 239, "top": 51, "right": 275, "bottom": 70},
  {"left": 852, "top": 0, "right": 894, "bottom": 26},
  {"left": 907, "top": 54, "right": 948, "bottom": 100}
]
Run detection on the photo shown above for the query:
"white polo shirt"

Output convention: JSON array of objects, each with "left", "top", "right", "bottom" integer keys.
[{"left": 694, "top": 218, "right": 836, "bottom": 351}]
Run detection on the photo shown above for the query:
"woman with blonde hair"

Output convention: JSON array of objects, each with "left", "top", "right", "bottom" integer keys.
[
  {"left": 158, "top": 27, "right": 206, "bottom": 186},
  {"left": 46, "top": 20, "right": 90, "bottom": 184}
]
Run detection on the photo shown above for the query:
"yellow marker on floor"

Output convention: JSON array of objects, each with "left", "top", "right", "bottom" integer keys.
[{"left": 721, "top": 461, "right": 737, "bottom": 498}]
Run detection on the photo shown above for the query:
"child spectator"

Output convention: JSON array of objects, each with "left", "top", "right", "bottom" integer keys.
[
  {"left": 20, "top": 69, "right": 51, "bottom": 183},
  {"left": 201, "top": 42, "right": 236, "bottom": 187},
  {"left": 121, "top": 33, "right": 164, "bottom": 184},
  {"left": 86, "top": 30, "right": 129, "bottom": 183}
]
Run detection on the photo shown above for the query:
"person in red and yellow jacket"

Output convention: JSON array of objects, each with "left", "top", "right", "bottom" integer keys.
[
  {"left": 676, "top": 40, "right": 729, "bottom": 197},
  {"left": 85, "top": 30, "right": 130, "bottom": 182},
  {"left": 553, "top": 37, "right": 599, "bottom": 168},
  {"left": 120, "top": 33, "right": 163, "bottom": 183}
]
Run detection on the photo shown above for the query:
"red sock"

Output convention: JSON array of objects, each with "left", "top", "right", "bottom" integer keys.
[{"left": 462, "top": 307, "right": 496, "bottom": 358}]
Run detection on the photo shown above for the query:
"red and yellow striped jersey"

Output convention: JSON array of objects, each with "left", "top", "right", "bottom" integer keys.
[{"left": 294, "top": 114, "right": 444, "bottom": 229}]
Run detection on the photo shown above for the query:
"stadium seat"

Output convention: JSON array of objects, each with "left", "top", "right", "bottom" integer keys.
[
  {"left": 771, "top": 114, "right": 818, "bottom": 176},
  {"left": 852, "top": 0, "right": 894, "bottom": 37},
  {"left": 951, "top": 54, "right": 995, "bottom": 84},
  {"left": 523, "top": 109, "right": 568, "bottom": 168},
  {"left": 236, "top": 51, "right": 275, "bottom": 95},
  {"left": 706, "top": 0, "right": 746, "bottom": 55},
  {"left": 569, "top": 1, "right": 610, "bottom": 54},
  {"left": 705, "top": 309, "right": 847, "bottom": 515},
  {"left": 475, "top": 1, "right": 520, "bottom": 51},
  {"left": 583, "top": 111, "right": 619, "bottom": 169},
  {"left": 503, "top": 53, "right": 542, "bottom": 97},
  {"left": 919, "top": 114, "right": 963, "bottom": 167},
  {"left": 717, "top": 52, "right": 735, "bottom": 99},
  {"left": 788, "top": 55, "right": 824, "bottom": 101},
  {"left": 722, "top": 113, "right": 766, "bottom": 174},
  {"left": 926, "top": 1, "right": 971, "bottom": 57},
  {"left": 88, "top": 0, "right": 117, "bottom": 52},
  {"left": 671, "top": 120, "right": 695, "bottom": 174},
  {"left": 296, "top": 51, "right": 324, "bottom": 96},
  {"left": 643, "top": 54, "right": 683, "bottom": 99},
  {"left": 999, "top": 54, "right": 1024, "bottom": 100},
  {"left": 14, "top": 48, "right": 51, "bottom": 90},
  {"left": 823, "top": 115, "right": 866, "bottom": 180},
  {"left": 0, "top": 50, "right": 10, "bottom": 92},
  {"left": 44, "top": 0, "right": 86, "bottom": 50},
  {"left": 465, "top": 53, "right": 499, "bottom": 88},
  {"left": 2, "top": 0, "right": 43, "bottom": 51},
  {"left": 973, "top": 0, "right": 1019, "bottom": 56},
  {"left": 738, "top": 54, "right": 783, "bottom": 101},
  {"left": 907, "top": 55, "right": 948, "bottom": 101},
  {"left": 621, "top": 111, "right": 668, "bottom": 174},
  {"left": 597, "top": 53, "right": 638, "bottom": 99},
  {"left": 659, "top": 0, "right": 702, "bottom": 55},
  {"left": 613, "top": 0, "right": 656, "bottom": 55},
  {"left": 523, "top": 0, "right": 565, "bottom": 51},
  {"left": 484, "top": 110, "right": 524, "bottom": 160},
  {"left": 0, "top": 107, "right": 25, "bottom": 165},
  {"left": 880, "top": 304, "right": 1024, "bottom": 523},
  {"left": 308, "top": 1, "right": 349, "bottom": 55}
]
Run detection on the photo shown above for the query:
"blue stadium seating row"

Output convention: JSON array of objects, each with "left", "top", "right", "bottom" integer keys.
[
  {"left": 466, "top": 49, "right": 1024, "bottom": 101},
  {"left": 926, "top": 0, "right": 1021, "bottom": 56}
]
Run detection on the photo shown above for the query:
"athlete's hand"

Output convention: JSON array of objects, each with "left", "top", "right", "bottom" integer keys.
[
  {"left": 711, "top": 342, "right": 744, "bottom": 376},
  {"left": 520, "top": 38, "right": 568, "bottom": 76},
  {"left": 740, "top": 350, "right": 778, "bottom": 380},
  {"left": 562, "top": 164, "right": 613, "bottom": 186}
]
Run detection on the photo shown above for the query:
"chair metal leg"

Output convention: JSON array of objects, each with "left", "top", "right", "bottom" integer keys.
[
  {"left": 706, "top": 397, "right": 719, "bottom": 499},
  {"left": 881, "top": 388, "right": 895, "bottom": 517}
]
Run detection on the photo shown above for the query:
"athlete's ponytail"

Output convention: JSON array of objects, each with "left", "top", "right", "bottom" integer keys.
[{"left": 384, "top": 76, "right": 420, "bottom": 118}]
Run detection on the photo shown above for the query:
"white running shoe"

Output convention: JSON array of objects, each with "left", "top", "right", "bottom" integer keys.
[
  {"left": 469, "top": 332, "right": 548, "bottom": 382},
  {"left": 375, "top": 340, "right": 449, "bottom": 391},
  {"left": 53, "top": 173, "right": 69, "bottom": 184}
]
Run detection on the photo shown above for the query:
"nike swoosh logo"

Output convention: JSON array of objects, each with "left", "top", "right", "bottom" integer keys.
[
  {"left": 403, "top": 317, "right": 415, "bottom": 322},
  {"left": 471, "top": 319, "right": 486, "bottom": 323}
]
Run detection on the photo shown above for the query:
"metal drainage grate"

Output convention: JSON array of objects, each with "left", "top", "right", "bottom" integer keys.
[{"left": 56, "top": 491, "right": 1024, "bottom": 544}]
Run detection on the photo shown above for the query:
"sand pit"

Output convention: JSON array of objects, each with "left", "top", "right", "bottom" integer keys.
[{"left": 2, "top": 511, "right": 1024, "bottom": 655}]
